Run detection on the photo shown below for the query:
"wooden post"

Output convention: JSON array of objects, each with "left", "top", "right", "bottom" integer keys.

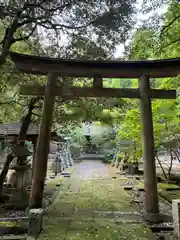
[
  {"left": 139, "top": 75, "right": 160, "bottom": 222},
  {"left": 29, "top": 73, "right": 57, "bottom": 209},
  {"left": 93, "top": 76, "right": 103, "bottom": 88}
]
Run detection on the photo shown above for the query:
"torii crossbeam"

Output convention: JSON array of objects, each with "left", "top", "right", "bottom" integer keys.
[{"left": 10, "top": 52, "right": 180, "bottom": 223}]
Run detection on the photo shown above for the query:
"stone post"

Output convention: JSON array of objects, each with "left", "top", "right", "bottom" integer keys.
[
  {"left": 56, "top": 154, "right": 61, "bottom": 173},
  {"left": 65, "top": 143, "right": 70, "bottom": 167},
  {"left": 66, "top": 152, "right": 70, "bottom": 167},
  {"left": 120, "top": 158, "right": 124, "bottom": 172},
  {"left": 59, "top": 152, "right": 65, "bottom": 170},
  {"left": 172, "top": 199, "right": 180, "bottom": 239},
  {"left": 67, "top": 144, "right": 73, "bottom": 166},
  {"left": 28, "top": 208, "right": 43, "bottom": 238},
  {"left": 115, "top": 153, "right": 119, "bottom": 168},
  {"left": 64, "top": 146, "right": 69, "bottom": 168},
  {"left": 139, "top": 75, "right": 160, "bottom": 223}
]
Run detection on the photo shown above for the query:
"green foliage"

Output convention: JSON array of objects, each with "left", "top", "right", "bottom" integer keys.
[
  {"left": 160, "top": 190, "right": 180, "bottom": 203},
  {"left": 104, "top": 78, "right": 133, "bottom": 88},
  {"left": 0, "top": 0, "right": 137, "bottom": 63},
  {"left": 114, "top": 1, "right": 180, "bottom": 166},
  {"left": 0, "top": 0, "right": 139, "bottom": 136},
  {"left": 116, "top": 153, "right": 123, "bottom": 161},
  {"left": 1, "top": 0, "right": 180, "bottom": 170},
  {"left": 129, "top": 29, "right": 158, "bottom": 60}
]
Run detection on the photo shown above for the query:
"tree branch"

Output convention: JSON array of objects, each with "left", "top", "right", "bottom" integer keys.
[
  {"left": 162, "top": 38, "right": 180, "bottom": 48},
  {"left": 13, "top": 24, "right": 37, "bottom": 43},
  {"left": 0, "top": 93, "right": 27, "bottom": 106},
  {"left": 32, "top": 112, "right": 41, "bottom": 118},
  {"left": 37, "top": 20, "right": 93, "bottom": 30},
  {"left": 161, "top": 14, "right": 180, "bottom": 34},
  {"left": 0, "top": 100, "right": 26, "bottom": 106},
  {"left": 23, "top": 0, "right": 48, "bottom": 9}
]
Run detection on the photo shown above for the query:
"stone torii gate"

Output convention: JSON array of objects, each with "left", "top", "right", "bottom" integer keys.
[{"left": 10, "top": 52, "right": 180, "bottom": 222}]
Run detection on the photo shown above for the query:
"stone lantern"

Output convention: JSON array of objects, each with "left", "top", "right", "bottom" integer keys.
[{"left": 11, "top": 144, "right": 32, "bottom": 190}]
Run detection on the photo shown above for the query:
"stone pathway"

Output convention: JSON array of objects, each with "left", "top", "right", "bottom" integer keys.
[{"left": 38, "top": 160, "right": 155, "bottom": 240}]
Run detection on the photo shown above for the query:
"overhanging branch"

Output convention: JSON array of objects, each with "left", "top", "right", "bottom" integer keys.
[
  {"left": 0, "top": 100, "right": 26, "bottom": 106},
  {"left": 161, "top": 14, "right": 180, "bottom": 34},
  {"left": 162, "top": 38, "right": 180, "bottom": 48},
  {"left": 13, "top": 24, "right": 37, "bottom": 43}
]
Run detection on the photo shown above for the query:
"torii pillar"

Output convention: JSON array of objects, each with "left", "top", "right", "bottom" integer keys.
[
  {"left": 139, "top": 75, "right": 160, "bottom": 222},
  {"left": 29, "top": 73, "right": 57, "bottom": 209}
]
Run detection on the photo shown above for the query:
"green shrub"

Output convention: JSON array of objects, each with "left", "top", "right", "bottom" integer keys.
[
  {"left": 170, "top": 174, "right": 180, "bottom": 184},
  {"left": 101, "top": 158, "right": 112, "bottom": 164}
]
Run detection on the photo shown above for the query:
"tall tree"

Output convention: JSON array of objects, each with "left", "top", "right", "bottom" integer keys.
[
  {"left": 141, "top": 0, "right": 180, "bottom": 51},
  {"left": 0, "top": 0, "right": 137, "bottom": 63}
]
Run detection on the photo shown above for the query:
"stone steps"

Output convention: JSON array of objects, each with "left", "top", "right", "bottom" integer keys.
[
  {"left": 77, "top": 154, "right": 105, "bottom": 161},
  {"left": 0, "top": 235, "right": 27, "bottom": 240}
]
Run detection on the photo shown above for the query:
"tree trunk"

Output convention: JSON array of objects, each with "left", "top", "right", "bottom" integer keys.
[
  {"left": 172, "top": 149, "right": 180, "bottom": 163},
  {"left": 168, "top": 149, "right": 173, "bottom": 180},
  {"left": 0, "top": 18, "right": 18, "bottom": 65},
  {"left": 155, "top": 153, "right": 168, "bottom": 181},
  {"left": 163, "top": 122, "right": 173, "bottom": 181},
  {"left": 0, "top": 97, "right": 39, "bottom": 194}
]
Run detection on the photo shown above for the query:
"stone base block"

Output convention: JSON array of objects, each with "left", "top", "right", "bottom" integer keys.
[
  {"left": 28, "top": 208, "right": 43, "bottom": 237},
  {"left": 5, "top": 190, "right": 29, "bottom": 210},
  {"left": 143, "top": 210, "right": 162, "bottom": 223},
  {"left": 27, "top": 236, "right": 36, "bottom": 240}
]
